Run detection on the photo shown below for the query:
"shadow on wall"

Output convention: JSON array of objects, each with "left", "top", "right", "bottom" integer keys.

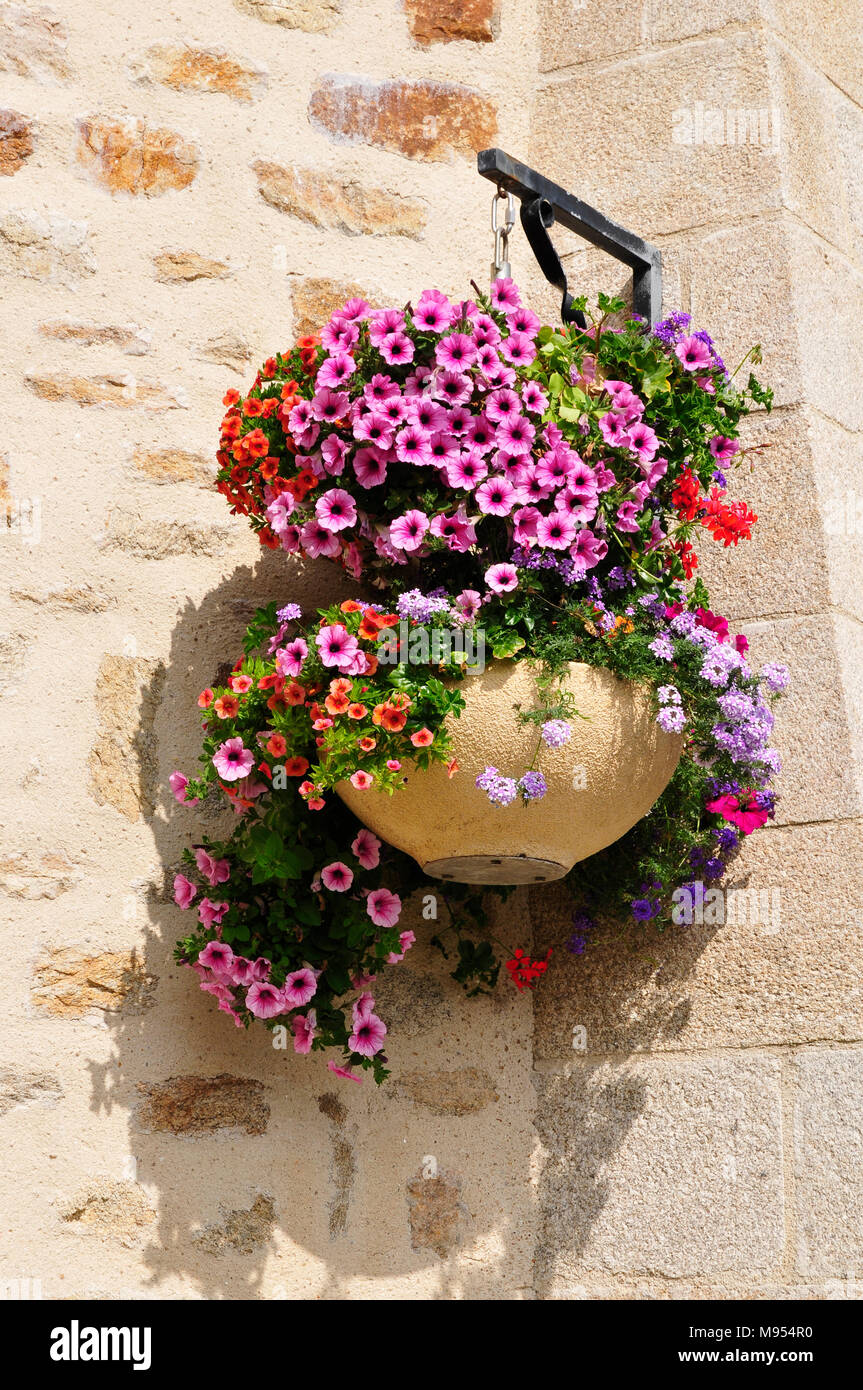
[
  {"left": 85, "top": 546, "right": 717, "bottom": 1298},
  {"left": 84, "top": 548, "right": 538, "bottom": 1298}
]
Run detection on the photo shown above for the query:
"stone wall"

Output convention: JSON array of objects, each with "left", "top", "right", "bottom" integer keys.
[{"left": 1, "top": 0, "right": 860, "bottom": 1300}]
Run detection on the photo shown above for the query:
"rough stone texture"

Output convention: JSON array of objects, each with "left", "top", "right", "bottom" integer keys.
[
  {"left": 129, "top": 44, "right": 268, "bottom": 102},
  {"left": 0, "top": 208, "right": 96, "bottom": 284},
  {"left": 102, "top": 517, "right": 232, "bottom": 558},
  {"left": 794, "top": 1051, "right": 863, "bottom": 1279},
  {"left": 0, "top": 108, "right": 34, "bottom": 175},
  {"left": 0, "top": 3, "right": 70, "bottom": 81},
  {"left": 32, "top": 947, "right": 156, "bottom": 1017},
  {"left": 234, "top": 0, "right": 341, "bottom": 30},
  {"left": 25, "top": 372, "right": 187, "bottom": 409},
  {"left": 132, "top": 447, "right": 215, "bottom": 485},
  {"left": 136, "top": 1075, "right": 270, "bottom": 1136},
  {"left": 533, "top": 1055, "right": 785, "bottom": 1289},
  {"left": 291, "top": 276, "right": 373, "bottom": 336},
  {"left": 38, "top": 321, "right": 151, "bottom": 354},
  {"left": 0, "top": 851, "right": 81, "bottom": 899},
  {"left": 406, "top": 1170, "right": 466, "bottom": 1257},
  {"left": 253, "top": 160, "right": 426, "bottom": 237},
  {"left": 60, "top": 1181, "right": 157, "bottom": 1246},
  {"left": 406, "top": 0, "right": 499, "bottom": 45},
  {"left": 153, "top": 250, "right": 231, "bottom": 282},
  {"left": 194, "top": 332, "right": 253, "bottom": 372},
  {"left": 194, "top": 1194, "right": 275, "bottom": 1254},
  {"left": 392, "top": 1068, "right": 499, "bottom": 1115},
  {"left": 308, "top": 76, "right": 498, "bottom": 161},
  {"left": 0, "top": 1066, "right": 63, "bottom": 1115},
  {"left": 88, "top": 653, "right": 166, "bottom": 821},
  {"left": 10, "top": 584, "right": 116, "bottom": 612},
  {"left": 76, "top": 116, "right": 199, "bottom": 195}
]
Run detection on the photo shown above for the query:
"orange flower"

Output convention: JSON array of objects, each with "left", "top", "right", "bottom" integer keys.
[
  {"left": 245, "top": 428, "right": 270, "bottom": 459},
  {"left": 340, "top": 600, "right": 362, "bottom": 613},
  {"left": 214, "top": 694, "right": 240, "bottom": 719},
  {"left": 284, "top": 756, "right": 309, "bottom": 777},
  {"left": 446, "top": 758, "right": 459, "bottom": 778},
  {"left": 380, "top": 707, "right": 407, "bottom": 733},
  {"left": 262, "top": 357, "right": 278, "bottom": 378},
  {"left": 222, "top": 388, "right": 240, "bottom": 407},
  {"left": 243, "top": 398, "right": 263, "bottom": 417},
  {"left": 359, "top": 736, "right": 377, "bottom": 752},
  {"left": 325, "top": 692, "right": 350, "bottom": 715},
  {"left": 267, "top": 693, "right": 288, "bottom": 714},
  {"left": 348, "top": 702, "right": 367, "bottom": 719},
  {"left": 358, "top": 616, "right": 381, "bottom": 641},
  {"left": 197, "top": 687, "right": 214, "bottom": 709},
  {"left": 281, "top": 379, "right": 300, "bottom": 400},
  {"left": 258, "top": 526, "right": 280, "bottom": 550},
  {"left": 410, "top": 727, "right": 434, "bottom": 748},
  {"left": 284, "top": 681, "right": 306, "bottom": 706},
  {"left": 229, "top": 674, "right": 253, "bottom": 694},
  {"left": 266, "top": 733, "right": 287, "bottom": 757},
  {"left": 363, "top": 653, "right": 379, "bottom": 676},
  {"left": 329, "top": 677, "right": 352, "bottom": 696},
  {"left": 258, "top": 456, "right": 279, "bottom": 481}
]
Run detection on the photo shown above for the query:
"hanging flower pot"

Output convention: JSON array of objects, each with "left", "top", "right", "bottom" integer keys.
[
  {"left": 336, "top": 658, "right": 683, "bottom": 883},
  {"left": 168, "top": 277, "right": 787, "bottom": 1085}
]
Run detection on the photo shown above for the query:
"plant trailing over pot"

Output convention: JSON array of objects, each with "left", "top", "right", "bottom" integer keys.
[{"left": 172, "top": 282, "right": 787, "bottom": 1083}]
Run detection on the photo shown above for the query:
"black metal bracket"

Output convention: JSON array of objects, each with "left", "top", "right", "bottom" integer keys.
[{"left": 477, "top": 148, "right": 662, "bottom": 328}]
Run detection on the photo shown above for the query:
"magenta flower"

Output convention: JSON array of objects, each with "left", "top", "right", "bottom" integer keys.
[
  {"left": 173, "top": 872, "right": 197, "bottom": 909},
  {"left": 379, "top": 332, "right": 414, "bottom": 366},
  {"left": 310, "top": 386, "right": 350, "bottom": 423},
  {"left": 485, "top": 562, "right": 519, "bottom": 593},
  {"left": 194, "top": 847, "right": 230, "bottom": 886},
  {"left": 513, "top": 505, "right": 541, "bottom": 544},
  {"left": 315, "top": 488, "right": 357, "bottom": 533},
  {"left": 283, "top": 968, "right": 318, "bottom": 1007},
  {"left": 198, "top": 897, "right": 229, "bottom": 930},
  {"left": 570, "top": 528, "right": 608, "bottom": 571},
  {"left": 321, "top": 860, "right": 354, "bottom": 892},
  {"left": 465, "top": 414, "right": 495, "bottom": 452},
  {"left": 537, "top": 512, "right": 578, "bottom": 549},
  {"left": 413, "top": 296, "right": 454, "bottom": 333},
  {"left": 675, "top": 335, "right": 712, "bottom": 370},
  {"left": 506, "top": 305, "right": 541, "bottom": 336},
  {"left": 352, "top": 411, "right": 394, "bottom": 448},
  {"left": 432, "top": 368, "right": 472, "bottom": 407},
  {"left": 213, "top": 737, "right": 255, "bottom": 781},
  {"left": 495, "top": 414, "right": 535, "bottom": 455},
  {"left": 389, "top": 510, "right": 430, "bottom": 551},
  {"left": 490, "top": 276, "right": 520, "bottom": 311},
  {"left": 409, "top": 396, "right": 449, "bottom": 434},
  {"left": 351, "top": 827, "right": 381, "bottom": 869},
  {"left": 521, "top": 380, "right": 548, "bottom": 414},
  {"left": 349, "top": 1010, "right": 387, "bottom": 1058},
  {"left": 627, "top": 421, "right": 659, "bottom": 462},
  {"left": 599, "top": 411, "right": 631, "bottom": 447},
  {"left": 316, "top": 624, "right": 360, "bottom": 670},
  {"left": 275, "top": 636, "right": 308, "bottom": 678},
  {"left": 500, "top": 331, "right": 537, "bottom": 366},
  {"left": 246, "top": 981, "right": 286, "bottom": 1019},
  {"left": 366, "top": 887, "right": 402, "bottom": 928},
  {"left": 616, "top": 500, "right": 642, "bottom": 533},
  {"left": 709, "top": 435, "right": 740, "bottom": 461},
  {"left": 266, "top": 492, "right": 297, "bottom": 535},
  {"left": 368, "top": 308, "right": 406, "bottom": 345},
  {"left": 199, "top": 939, "right": 233, "bottom": 972},
  {"left": 316, "top": 350, "right": 356, "bottom": 390},
  {"left": 446, "top": 451, "right": 488, "bottom": 490},
  {"left": 476, "top": 475, "right": 517, "bottom": 516},
  {"left": 435, "top": 332, "right": 476, "bottom": 371},
  {"left": 229, "top": 956, "right": 258, "bottom": 986},
  {"left": 300, "top": 519, "right": 341, "bottom": 559},
  {"left": 353, "top": 446, "right": 388, "bottom": 489},
  {"left": 292, "top": 1009, "right": 317, "bottom": 1054},
  {"left": 485, "top": 387, "right": 521, "bottom": 423},
  {"left": 395, "top": 424, "right": 432, "bottom": 466},
  {"left": 327, "top": 1061, "right": 363, "bottom": 1084},
  {"left": 169, "top": 771, "right": 197, "bottom": 805},
  {"left": 387, "top": 929, "right": 417, "bottom": 963}
]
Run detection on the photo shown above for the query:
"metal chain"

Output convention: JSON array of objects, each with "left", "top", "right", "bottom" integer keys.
[{"left": 491, "top": 185, "right": 516, "bottom": 284}]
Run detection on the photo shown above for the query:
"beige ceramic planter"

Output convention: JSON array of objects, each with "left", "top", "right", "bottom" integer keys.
[{"left": 336, "top": 659, "right": 683, "bottom": 885}]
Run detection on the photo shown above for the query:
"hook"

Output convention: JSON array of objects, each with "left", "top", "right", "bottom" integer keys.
[{"left": 519, "top": 197, "right": 587, "bottom": 328}]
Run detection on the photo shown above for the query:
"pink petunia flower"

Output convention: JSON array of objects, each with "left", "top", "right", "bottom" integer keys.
[
  {"left": 275, "top": 637, "right": 308, "bottom": 678},
  {"left": 387, "top": 929, "right": 417, "bottom": 964},
  {"left": 194, "top": 847, "right": 230, "bottom": 886},
  {"left": 169, "top": 771, "right": 198, "bottom": 805},
  {"left": 282, "top": 968, "right": 318, "bottom": 1007},
  {"left": 315, "top": 488, "right": 357, "bottom": 532},
  {"left": 246, "top": 981, "right": 286, "bottom": 1019},
  {"left": 198, "top": 897, "right": 229, "bottom": 930},
  {"left": 675, "top": 335, "right": 712, "bottom": 371},
  {"left": 366, "top": 887, "right": 402, "bottom": 928},
  {"left": 300, "top": 519, "right": 341, "bottom": 559},
  {"left": 213, "top": 737, "right": 255, "bottom": 781},
  {"left": 485, "top": 562, "right": 518, "bottom": 593},
  {"left": 378, "top": 332, "right": 414, "bottom": 366},
  {"left": 316, "top": 624, "right": 360, "bottom": 670},
  {"left": 328, "top": 1061, "right": 363, "bottom": 1083},
  {"left": 173, "top": 872, "right": 197, "bottom": 909},
  {"left": 350, "top": 770, "right": 374, "bottom": 790},
  {"left": 321, "top": 860, "right": 354, "bottom": 892},
  {"left": 537, "top": 512, "right": 578, "bottom": 550},
  {"left": 316, "top": 350, "right": 356, "bottom": 390},
  {"left": 353, "top": 446, "right": 388, "bottom": 489},
  {"left": 490, "top": 276, "right": 520, "bottom": 311},
  {"left": 199, "top": 939, "right": 233, "bottom": 972},
  {"left": 349, "top": 1008, "right": 387, "bottom": 1057},
  {"left": 310, "top": 386, "right": 350, "bottom": 423},
  {"left": 292, "top": 1009, "right": 317, "bottom": 1054},
  {"left": 476, "top": 475, "right": 517, "bottom": 516},
  {"left": 389, "top": 510, "right": 430, "bottom": 551},
  {"left": 351, "top": 828, "right": 381, "bottom": 869}
]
